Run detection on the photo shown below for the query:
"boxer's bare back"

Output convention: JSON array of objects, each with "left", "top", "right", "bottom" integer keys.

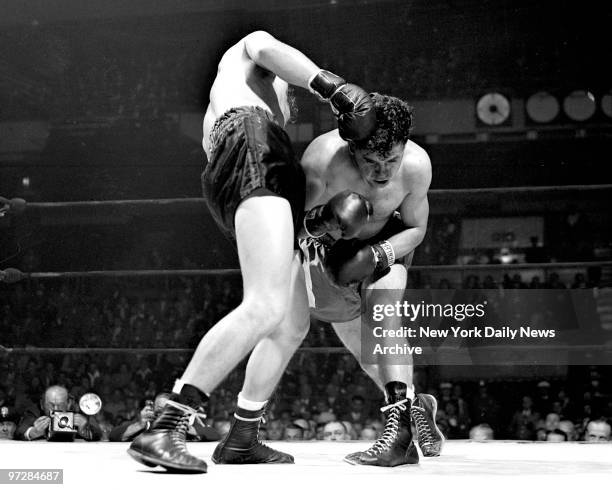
[{"left": 202, "top": 36, "right": 291, "bottom": 158}]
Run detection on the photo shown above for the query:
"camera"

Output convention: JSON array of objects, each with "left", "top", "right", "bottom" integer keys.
[{"left": 47, "top": 411, "right": 77, "bottom": 441}]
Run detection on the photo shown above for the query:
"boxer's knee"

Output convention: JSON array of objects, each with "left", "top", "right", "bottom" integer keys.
[
  {"left": 241, "top": 294, "right": 288, "bottom": 339},
  {"left": 281, "top": 314, "right": 310, "bottom": 347}
]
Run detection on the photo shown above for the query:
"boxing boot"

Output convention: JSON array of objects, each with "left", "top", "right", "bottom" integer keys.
[
  {"left": 212, "top": 406, "right": 294, "bottom": 464},
  {"left": 344, "top": 382, "right": 419, "bottom": 467},
  {"left": 411, "top": 393, "right": 445, "bottom": 457},
  {"left": 127, "top": 397, "right": 208, "bottom": 473}
]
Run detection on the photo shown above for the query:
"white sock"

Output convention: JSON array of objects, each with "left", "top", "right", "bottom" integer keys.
[
  {"left": 407, "top": 384, "right": 416, "bottom": 402},
  {"left": 171, "top": 378, "right": 210, "bottom": 398},
  {"left": 384, "top": 383, "right": 416, "bottom": 403},
  {"left": 237, "top": 392, "right": 267, "bottom": 411},
  {"left": 172, "top": 378, "right": 185, "bottom": 395}
]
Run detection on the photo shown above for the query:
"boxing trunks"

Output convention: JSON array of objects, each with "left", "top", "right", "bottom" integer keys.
[
  {"left": 202, "top": 106, "right": 306, "bottom": 242},
  {"left": 300, "top": 213, "right": 406, "bottom": 323}
]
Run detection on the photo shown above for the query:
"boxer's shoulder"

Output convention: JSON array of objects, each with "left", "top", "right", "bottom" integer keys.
[
  {"left": 399, "top": 141, "right": 431, "bottom": 185},
  {"left": 302, "top": 130, "right": 345, "bottom": 175},
  {"left": 401, "top": 140, "right": 430, "bottom": 171}
]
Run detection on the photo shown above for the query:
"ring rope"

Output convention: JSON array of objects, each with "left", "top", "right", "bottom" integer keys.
[
  {"left": 2, "top": 261, "right": 611, "bottom": 283},
  {"left": 2, "top": 184, "right": 611, "bottom": 215},
  {"left": 2, "top": 345, "right": 610, "bottom": 356}
]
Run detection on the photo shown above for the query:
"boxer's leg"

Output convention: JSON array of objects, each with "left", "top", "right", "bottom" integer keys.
[
  {"left": 213, "top": 251, "right": 310, "bottom": 464},
  {"left": 334, "top": 264, "right": 418, "bottom": 466},
  {"left": 241, "top": 252, "right": 310, "bottom": 401},
  {"left": 181, "top": 195, "right": 295, "bottom": 395},
  {"left": 332, "top": 264, "right": 413, "bottom": 392},
  {"left": 337, "top": 264, "right": 442, "bottom": 464},
  {"left": 360, "top": 264, "right": 443, "bottom": 457},
  {"left": 128, "top": 195, "right": 296, "bottom": 472}
]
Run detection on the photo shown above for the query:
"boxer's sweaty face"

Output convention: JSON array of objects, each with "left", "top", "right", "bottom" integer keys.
[{"left": 353, "top": 142, "right": 404, "bottom": 187}]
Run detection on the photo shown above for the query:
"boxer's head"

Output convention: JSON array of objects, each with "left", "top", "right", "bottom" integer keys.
[{"left": 349, "top": 93, "right": 413, "bottom": 187}]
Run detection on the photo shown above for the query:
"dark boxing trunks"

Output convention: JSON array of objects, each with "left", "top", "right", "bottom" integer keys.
[
  {"left": 202, "top": 106, "right": 305, "bottom": 241},
  {"left": 300, "top": 213, "right": 406, "bottom": 323}
]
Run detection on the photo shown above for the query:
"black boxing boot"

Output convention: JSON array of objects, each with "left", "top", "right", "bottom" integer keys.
[
  {"left": 344, "top": 382, "right": 419, "bottom": 467},
  {"left": 127, "top": 384, "right": 208, "bottom": 473},
  {"left": 411, "top": 393, "right": 445, "bottom": 457},
  {"left": 212, "top": 405, "right": 294, "bottom": 464}
]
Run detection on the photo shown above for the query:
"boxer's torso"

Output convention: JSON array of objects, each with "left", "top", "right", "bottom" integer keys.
[
  {"left": 202, "top": 39, "right": 291, "bottom": 158},
  {"left": 305, "top": 130, "right": 426, "bottom": 241}
]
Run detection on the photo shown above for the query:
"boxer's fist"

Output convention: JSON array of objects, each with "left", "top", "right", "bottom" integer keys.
[
  {"left": 332, "top": 84, "right": 377, "bottom": 141},
  {"left": 335, "top": 245, "right": 376, "bottom": 285},
  {"left": 309, "top": 70, "right": 377, "bottom": 142},
  {"left": 326, "top": 242, "right": 391, "bottom": 286},
  {"left": 304, "top": 190, "right": 372, "bottom": 239}
]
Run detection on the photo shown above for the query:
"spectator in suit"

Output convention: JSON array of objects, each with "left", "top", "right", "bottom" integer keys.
[{"left": 16, "top": 385, "right": 101, "bottom": 441}]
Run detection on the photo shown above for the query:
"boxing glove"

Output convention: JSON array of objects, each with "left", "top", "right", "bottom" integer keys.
[
  {"left": 309, "top": 70, "right": 377, "bottom": 142},
  {"left": 326, "top": 241, "right": 394, "bottom": 286},
  {"left": 304, "top": 190, "right": 372, "bottom": 240}
]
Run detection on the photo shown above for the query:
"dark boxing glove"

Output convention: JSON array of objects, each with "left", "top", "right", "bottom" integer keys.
[
  {"left": 309, "top": 70, "right": 377, "bottom": 142},
  {"left": 326, "top": 240, "right": 396, "bottom": 286},
  {"left": 304, "top": 190, "right": 372, "bottom": 240}
]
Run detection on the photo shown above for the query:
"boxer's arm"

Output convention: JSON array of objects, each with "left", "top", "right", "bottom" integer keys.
[
  {"left": 387, "top": 155, "right": 431, "bottom": 261},
  {"left": 297, "top": 138, "right": 328, "bottom": 240},
  {"left": 301, "top": 138, "right": 328, "bottom": 209},
  {"left": 243, "top": 31, "right": 320, "bottom": 89},
  {"left": 243, "top": 32, "right": 375, "bottom": 141}
]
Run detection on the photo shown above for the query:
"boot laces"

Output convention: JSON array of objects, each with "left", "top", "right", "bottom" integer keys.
[
  {"left": 365, "top": 399, "right": 407, "bottom": 456},
  {"left": 248, "top": 412, "right": 280, "bottom": 455},
  {"left": 411, "top": 405, "right": 434, "bottom": 445},
  {"left": 165, "top": 400, "right": 207, "bottom": 454},
  {"left": 253, "top": 414, "right": 276, "bottom": 452}
]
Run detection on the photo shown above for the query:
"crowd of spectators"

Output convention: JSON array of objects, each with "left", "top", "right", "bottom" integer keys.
[
  {"left": 1, "top": 347, "right": 610, "bottom": 444},
  {"left": 0, "top": 263, "right": 599, "bottom": 350},
  {"left": 1, "top": 44, "right": 200, "bottom": 122},
  {"left": 0, "top": 44, "right": 578, "bottom": 123},
  {"left": 0, "top": 13, "right": 594, "bottom": 124},
  {"left": 1, "top": 271, "right": 610, "bottom": 443}
]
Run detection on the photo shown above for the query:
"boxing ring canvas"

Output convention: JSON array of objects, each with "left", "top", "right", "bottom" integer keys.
[{"left": 2, "top": 441, "right": 611, "bottom": 488}]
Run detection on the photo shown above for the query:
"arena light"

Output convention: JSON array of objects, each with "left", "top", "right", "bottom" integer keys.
[
  {"left": 563, "top": 90, "right": 596, "bottom": 121},
  {"left": 476, "top": 92, "right": 511, "bottom": 126},
  {"left": 525, "top": 91, "right": 559, "bottom": 123}
]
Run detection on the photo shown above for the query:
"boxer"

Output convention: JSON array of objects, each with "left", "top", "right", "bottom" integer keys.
[
  {"left": 127, "top": 31, "right": 376, "bottom": 473},
  {"left": 299, "top": 93, "right": 443, "bottom": 466}
]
